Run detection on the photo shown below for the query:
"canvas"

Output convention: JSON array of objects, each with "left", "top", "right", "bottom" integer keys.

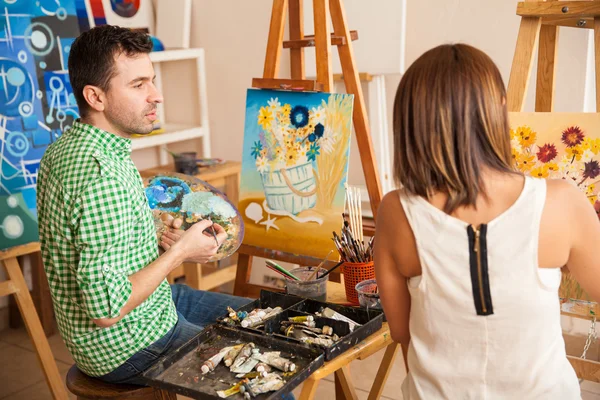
[
  {"left": 509, "top": 112, "right": 600, "bottom": 302},
  {"left": 88, "top": 0, "right": 154, "bottom": 34},
  {"left": 0, "top": 0, "right": 83, "bottom": 250},
  {"left": 239, "top": 89, "right": 354, "bottom": 259}
]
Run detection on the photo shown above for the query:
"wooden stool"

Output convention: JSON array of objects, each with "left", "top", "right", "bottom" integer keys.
[
  {"left": 66, "top": 365, "right": 176, "bottom": 400},
  {"left": 0, "top": 242, "right": 68, "bottom": 399}
]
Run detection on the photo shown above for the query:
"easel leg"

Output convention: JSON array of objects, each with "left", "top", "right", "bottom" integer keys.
[
  {"left": 535, "top": 24, "right": 559, "bottom": 112},
  {"left": 329, "top": 0, "right": 382, "bottom": 217},
  {"left": 183, "top": 262, "right": 201, "bottom": 289},
  {"left": 233, "top": 253, "right": 253, "bottom": 297},
  {"left": 594, "top": 17, "right": 600, "bottom": 111},
  {"left": 334, "top": 365, "right": 358, "bottom": 400},
  {"left": 367, "top": 343, "right": 400, "bottom": 400},
  {"left": 3, "top": 257, "right": 68, "bottom": 399},
  {"left": 298, "top": 377, "right": 320, "bottom": 400},
  {"left": 313, "top": 0, "right": 333, "bottom": 91},
  {"left": 507, "top": 16, "right": 542, "bottom": 111},
  {"left": 288, "top": 0, "right": 305, "bottom": 80},
  {"left": 263, "top": 0, "right": 288, "bottom": 78}
]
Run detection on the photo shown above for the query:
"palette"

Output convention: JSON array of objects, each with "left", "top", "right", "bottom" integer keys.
[{"left": 144, "top": 173, "right": 244, "bottom": 261}]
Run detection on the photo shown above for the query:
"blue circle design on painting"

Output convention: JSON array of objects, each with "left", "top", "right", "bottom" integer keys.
[
  {"left": 18, "top": 101, "right": 33, "bottom": 117},
  {"left": 24, "top": 22, "right": 54, "bottom": 56},
  {"left": 68, "top": 93, "right": 76, "bottom": 105},
  {"left": 56, "top": 7, "right": 67, "bottom": 20},
  {"left": 0, "top": 60, "right": 34, "bottom": 117},
  {"left": 39, "top": 61, "right": 47, "bottom": 69},
  {"left": 290, "top": 105, "right": 309, "bottom": 128},
  {"left": 6, "top": 67, "right": 25, "bottom": 86},
  {"left": 17, "top": 51, "right": 27, "bottom": 63},
  {"left": 36, "top": 90, "right": 43, "bottom": 99},
  {"left": 111, "top": 0, "right": 140, "bottom": 18},
  {"left": 56, "top": 109, "right": 66, "bottom": 122},
  {"left": 6, "top": 131, "right": 30, "bottom": 157}
]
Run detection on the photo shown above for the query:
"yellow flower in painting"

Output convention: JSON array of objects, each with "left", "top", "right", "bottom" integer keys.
[
  {"left": 285, "top": 148, "right": 299, "bottom": 166},
  {"left": 589, "top": 195, "right": 598, "bottom": 206},
  {"left": 545, "top": 162, "right": 559, "bottom": 172},
  {"left": 509, "top": 128, "right": 517, "bottom": 139},
  {"left": 516, "top": 152, "right": 535, "bottom": 172},
  {"left": 587, "top": 184, "right": 596, "bottom": 195},
  {"left": 258, "top": 106, "right": 273, "bottom": 130},
  {"left": 566, "top": 145, "right": 584, "bottom": 161},
  {"left": 281, "top": 104, "right": 292, "bottom": 116},
  {"left": 530, "top": 165, "right": 549, "bottom": 178},
  {"left": 516, "top": 126, "right": 537, "bottom": 147},
  {"left": 591, "top": 139, "right": 600, "bottom": 155},
  {"left": 582, "top": 138, "right": 593, "bottom": 151}
]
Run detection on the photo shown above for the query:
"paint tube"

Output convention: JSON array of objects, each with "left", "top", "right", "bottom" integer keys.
[
  {"left": 288, "top": 315, "right": 314, "bottom": 323},
  {"left": 257, "top": 351, "right": 296, "bottom": 372},
  {"left": 201, "top": 346, "right": 232, "bottom": 374},
  {"left": 231, "top": 343, "right": 255, "bottom": 371},
  {"left": 243, "top": 373, "right": 285, "bottom": 397},
  {"left": 235, "top": 371, "right": 267, "bottom": 379},
  {"left": 255, "top": 362, "right": 272, "bottom": 373},
  {"left": 223, "top": 344, "right": 244, "bottom": 367},
  {"left": 322, "top": 325, "right": 334, "bottom": 336},
  {"left": 321, "top": 307, "right": 359, "bottom": 332},
  {"left": 241, "top": 307, "right": 283, "bottom": 328},
  {"left": 241, "top": 315, "right": 263, "bottom": 328},
  {"left": 231, "top": 356, "right": 260, "bottom": 374},
  {"left": 216, "top": 381, "right": 243, "bottom": 398},
  {"left": 280, "top": 320, "right": 316, "bottom": 328},
  {"left": 301, "top": 336, "right": 334, "bottom": 347}
]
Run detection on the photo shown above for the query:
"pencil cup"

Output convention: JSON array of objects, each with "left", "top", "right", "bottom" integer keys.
[
  {"left": 285, "top": 267, "right": 329, "bottom": 301},
  {"left": 342, "top": 261, "right": 375, "bottom": 305}
]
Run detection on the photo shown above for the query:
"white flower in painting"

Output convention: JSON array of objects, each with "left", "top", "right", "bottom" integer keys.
[
  {"left": 268, "top": 97, "right": 281, "bottom": 111},
  {"left": 511, "top": 138, "right": 522, "bottom": 154},
  {"left": 256, "top": 156, "right": 268, "bottom": 173},
  {"left": 582, "top": 149, "right": 595, "bottom": 163},
  {"left": 310, "top": 106, "right": 326, "bottom": 125}
]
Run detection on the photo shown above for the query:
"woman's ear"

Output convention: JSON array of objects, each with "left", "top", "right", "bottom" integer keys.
[{"left": 82, "top": 85, "right": 106, "bottom": 112}]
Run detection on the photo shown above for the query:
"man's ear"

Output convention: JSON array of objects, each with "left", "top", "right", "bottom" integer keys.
[{"left": 82, "top": 85, "right": 106, "bottom": 112}]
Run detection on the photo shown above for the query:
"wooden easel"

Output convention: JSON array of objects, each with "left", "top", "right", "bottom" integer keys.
[
  {"left": 507, "top": 0, "right": 600, "bottom": 380},
  {"left": 232, "top": 1, "right": 400, "bottom": 399},
  {"left": 0, "top": 242, "right": 68, "bottom": 399}
]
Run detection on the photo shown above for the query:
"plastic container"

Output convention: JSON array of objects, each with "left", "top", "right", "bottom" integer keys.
[
  {"left": 342, "top": 261, "right": 375, "bottom": 304},
  {"left": 285, "top": 267, "right": 329, "bottom": 301},
  {"left": 355, "top": 279, "right": 382, "bottom": 310}
]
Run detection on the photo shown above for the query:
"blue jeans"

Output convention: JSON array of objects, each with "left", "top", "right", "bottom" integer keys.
[{"left": 98, "top": 284, "right": 250, "bottom": 385}]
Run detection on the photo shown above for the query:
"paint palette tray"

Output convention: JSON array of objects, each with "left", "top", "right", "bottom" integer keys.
[
  {"left": 220, "top": 290, "right": 384, "bottom": 361},
  {"left": 141, "top": 324, "right": 324, "bottom": 400}
]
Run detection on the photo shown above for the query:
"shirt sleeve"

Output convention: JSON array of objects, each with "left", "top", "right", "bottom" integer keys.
[{"left": 72, "top": 176, "right": 134, "bottom": 320}]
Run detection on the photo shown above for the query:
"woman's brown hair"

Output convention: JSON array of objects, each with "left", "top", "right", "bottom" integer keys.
[{"left": 393, "top": 43, "right": 515, "bottom": 213}]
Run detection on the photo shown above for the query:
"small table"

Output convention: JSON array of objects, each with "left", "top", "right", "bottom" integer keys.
[
  {"left": 303, "top": 281, "right": 399, "bottom": 400},
  {"left": 139, "top": 161, "right": 241, "bottom": 290}
]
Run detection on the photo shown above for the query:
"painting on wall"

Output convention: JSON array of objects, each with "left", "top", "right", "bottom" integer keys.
[
  {"left": 0, "top": 0, "right": 83, "bottom": 250},
  {"left": 144, "top": 174, "right": 244, "bottom": 262},
  {"left": 509, "top": 112, "right": 600, "bottom": 303},
  {"left": 239, "top": 89, "right": 354, "bottom": 259},
  {"left": 88, "top": 0, "right": 154, "bottom": 34}
]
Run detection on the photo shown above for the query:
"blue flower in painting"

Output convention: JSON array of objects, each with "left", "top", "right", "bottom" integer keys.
[
  {"left": 290, "top": 105, "right": 309, "bottom": 128},
  {"left": 308, "top": 133, "right": 316, "bottom": 143},
  {"left": 314, "top": 123, "right": 325, "bottom": 139},
  {"left": 307, "top": 143, "right": 320, "bottom": 162},
  {"left": 251, "top": 141, "right": 263, "bottom": 159}
]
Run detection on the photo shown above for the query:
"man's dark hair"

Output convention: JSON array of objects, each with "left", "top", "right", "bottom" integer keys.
[{"left": 68, "top": 25, "right": 153, "bottom": 117}]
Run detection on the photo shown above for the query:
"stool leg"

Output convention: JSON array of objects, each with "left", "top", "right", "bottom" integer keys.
[
  {"left": 335, "top": 365, "right": 358, "bottom": 400},
  {"left": 298, "top": 377, "right": 320, "bottom": 400},
  {"left": 3, "top": 257, "right": 68, "bottom": 399},
  {"left": 367, "top": 342, "right": 399, "bottom": 400}
]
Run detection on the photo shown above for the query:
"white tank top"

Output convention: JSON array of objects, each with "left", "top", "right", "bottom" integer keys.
[{"left": 398, "top": 176, "right": 581, "bottom": 400}]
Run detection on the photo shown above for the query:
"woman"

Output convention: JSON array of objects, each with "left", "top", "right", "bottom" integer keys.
[{"left": 374, "top": 44, "right": 597, "bottom": 399}]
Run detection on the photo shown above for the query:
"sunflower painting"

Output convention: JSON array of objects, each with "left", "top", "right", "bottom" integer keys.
[
  {"left": 509, "top": 112, "right": 600, "bottom": 304},
  {"left": 239, "top": 89, "right": 354, "bottom": 259}
]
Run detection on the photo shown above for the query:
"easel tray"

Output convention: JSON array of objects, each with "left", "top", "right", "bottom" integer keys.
[{"left": 141, "top": 324, "right": 324, "bottom": 400}]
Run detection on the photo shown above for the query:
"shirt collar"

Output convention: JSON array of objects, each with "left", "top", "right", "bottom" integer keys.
[{"left": 71, "top": 119, "right": 132, "bottom": 157}]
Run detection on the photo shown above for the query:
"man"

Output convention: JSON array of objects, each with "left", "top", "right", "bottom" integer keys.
[{"left": 37, "top": 25, "right": 249, "bottom": 384}]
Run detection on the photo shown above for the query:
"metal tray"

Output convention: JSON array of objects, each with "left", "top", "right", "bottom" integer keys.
[{"left": 141, "top": 324, "right": 324, "bottom": 400}]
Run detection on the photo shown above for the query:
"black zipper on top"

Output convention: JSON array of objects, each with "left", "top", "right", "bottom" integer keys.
[{"left": 467, "top": 224, "right": 494, "bottom": 316}]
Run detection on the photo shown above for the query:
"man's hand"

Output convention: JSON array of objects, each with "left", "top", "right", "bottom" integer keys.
[
  {"left": 157, "top": 213, "right": 184, "bottom": 252},
  {"left": 166, "top": 220, "right": 228, "bottom": 264}
]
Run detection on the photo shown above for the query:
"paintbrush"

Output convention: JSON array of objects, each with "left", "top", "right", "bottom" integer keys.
[
  {"left": 206, "top": 216, "right": 219, "bottom": 246},
  {"left": 265, "top": 260, "right": 300, "bottom": 281},
  {"left": 265, "top": 263, "right": 296, "bottom": 281},
  {"left": 307, "top": 250, "right": 334, "bottom": 281},
  {"left": 318, "top": 260, "right": 345, "bottom": 279}
]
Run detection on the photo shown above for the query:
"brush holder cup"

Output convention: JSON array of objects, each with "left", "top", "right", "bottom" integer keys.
[
  {"left": 173, "top": 152, "right": 199, "bottom": 175},
  {"left": 342, "top": 261, "right": 375, "bottom": 304},
  {"left": 285, "top": 267, "right": 329, "bottom": 301}
]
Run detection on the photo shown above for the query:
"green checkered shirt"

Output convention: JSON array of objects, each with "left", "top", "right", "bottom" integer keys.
[{"left": 37, "top": 120, "right": 177, "bottom": 377}]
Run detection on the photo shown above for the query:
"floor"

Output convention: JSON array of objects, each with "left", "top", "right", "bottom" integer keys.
[{"left": 1, "top": 326, "right": 600, "bottom": 399}]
